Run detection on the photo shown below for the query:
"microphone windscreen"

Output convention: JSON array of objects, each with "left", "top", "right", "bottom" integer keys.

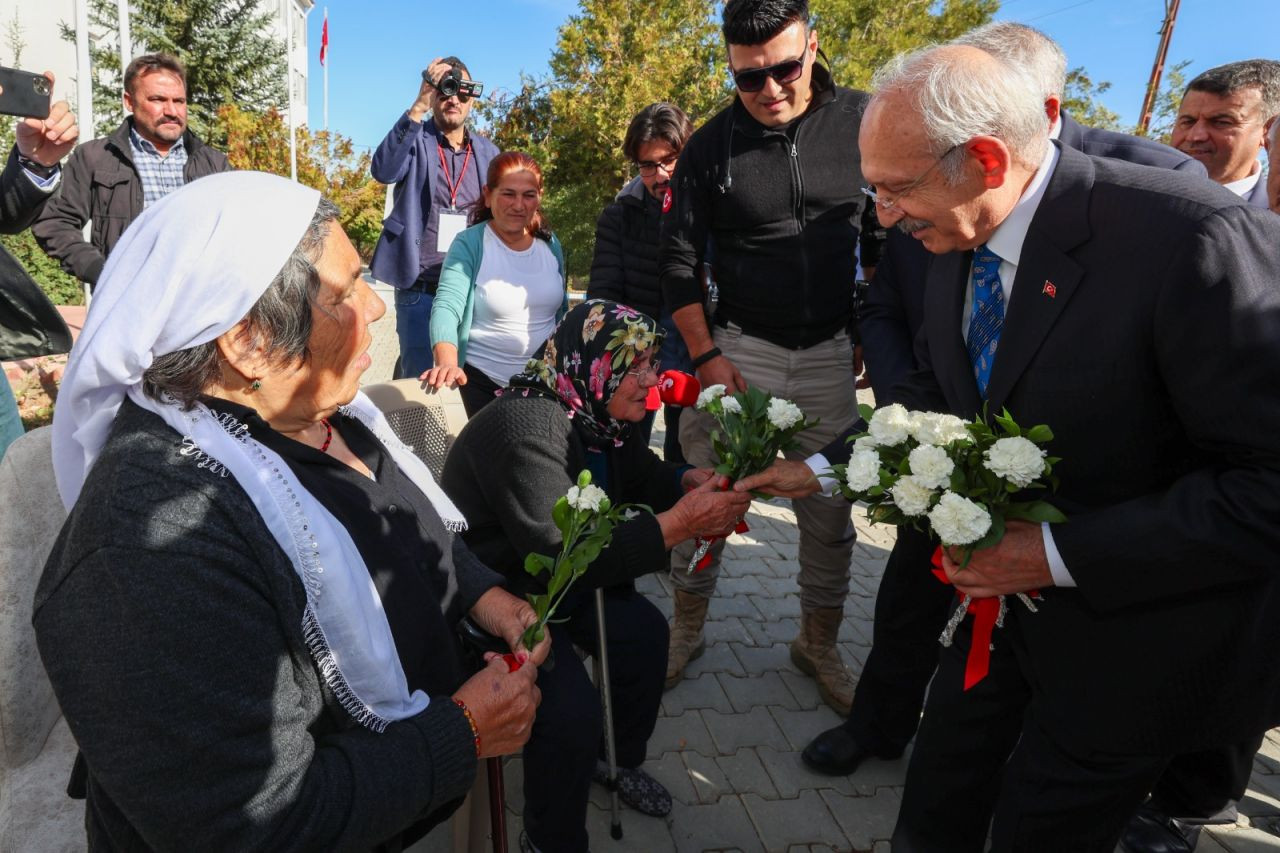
[{"left": 658, "top": 370, "right": 700, "bottom": 407}]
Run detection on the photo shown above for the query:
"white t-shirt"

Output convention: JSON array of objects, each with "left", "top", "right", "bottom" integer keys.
[{"left": 464, "top": 225, "right": 563, "bottom": 386}]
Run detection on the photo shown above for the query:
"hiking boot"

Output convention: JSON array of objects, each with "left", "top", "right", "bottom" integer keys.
[
  {"left": 665, "top": 588, "right": 709, "bottom": 690},
  {"left": 790, "top": 606, "right": 856, "bottom": 714}
]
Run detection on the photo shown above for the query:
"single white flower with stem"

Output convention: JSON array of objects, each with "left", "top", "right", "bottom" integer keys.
[
  {"left": 983, "top": 436, "right": 1047, "bottom": 487},
  {"left": 696, "top": 384, "right": 727, "bottom": 409},
  {"left": 868, "top": 403, "right": 913, "bottom": 447},
  {"left": 720, "top": 396, "right": 743, "bottom": 415},
  {"left": 890, "top": 474, "right": 935, "bottom": 517},
  {"left": 928, "top": 491, "right": 992, "bottom": 546},
  {"left": 846, "top": 448, "right": 883, "bottom": 492},
  {"left": 907, "top": 444, "right": 955, "bottom": 490},
  {"left": 766, "top": 397, "right": 803, "bottom": 430}
]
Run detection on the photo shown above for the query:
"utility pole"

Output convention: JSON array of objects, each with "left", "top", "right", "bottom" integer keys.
[{"left": 1138, "top": 0, "right": 1181, "bottom": 134}]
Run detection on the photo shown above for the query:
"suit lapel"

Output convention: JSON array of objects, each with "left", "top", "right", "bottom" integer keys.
[
  {"left": 985, "top": 144, "right": 1093, "bottom": 412},
  {"left": 924, "top": 249, "right": 984, "bottom": 418}
]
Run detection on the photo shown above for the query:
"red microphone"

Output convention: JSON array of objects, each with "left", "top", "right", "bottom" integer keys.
[{"left": 645, "top": 370, "right": 700, "bottom": 411}]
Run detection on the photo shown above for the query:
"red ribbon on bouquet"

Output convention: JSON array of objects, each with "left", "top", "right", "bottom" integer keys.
[
  {"left": 930, "top": 546, "right": 999, "bottom": 691},
  {"left": 690, "top": 477, "right": 750, "bottom": 571}
]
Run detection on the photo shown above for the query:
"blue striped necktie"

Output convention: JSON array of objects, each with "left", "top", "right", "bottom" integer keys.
[{"left": 967, "top": 244, "right": 1004, "bottom": 398}]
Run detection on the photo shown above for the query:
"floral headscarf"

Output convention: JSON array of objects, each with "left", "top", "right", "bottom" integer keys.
[{"left": 508, "top": 299, "right": 664, "bottom": 446}]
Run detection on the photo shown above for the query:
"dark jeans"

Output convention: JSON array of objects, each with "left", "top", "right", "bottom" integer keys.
[
  {"left": 522, "top": 583, "right": 667, "bottom": 853},
  {"left": 394, "top": 286, "right": 434, "bottom": 378},
  {"left": 459, "top": 363, "right": 503, "bottom": 418}
]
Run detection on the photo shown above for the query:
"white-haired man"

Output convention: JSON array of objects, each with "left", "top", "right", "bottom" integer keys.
[{"left": 741, "top": 42, "right": 1280, "bottom": 851}]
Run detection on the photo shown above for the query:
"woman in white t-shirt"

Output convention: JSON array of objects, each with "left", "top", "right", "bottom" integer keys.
[{"left": 426, "top": 152, "right": 568, "bottom": 416}]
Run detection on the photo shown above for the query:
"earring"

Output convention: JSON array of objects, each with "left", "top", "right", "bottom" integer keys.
[{"left": 250, "top": 379, "right": 262, "bottom": 392}]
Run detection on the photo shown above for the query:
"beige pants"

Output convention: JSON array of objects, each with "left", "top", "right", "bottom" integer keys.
[{"left": 670, "top": 324, "right": 857, "bottom": 609}]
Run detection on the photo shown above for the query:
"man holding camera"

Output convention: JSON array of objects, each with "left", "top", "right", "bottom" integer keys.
[{"left": 370, "top": 56, "right": 498, "bottom": 379}]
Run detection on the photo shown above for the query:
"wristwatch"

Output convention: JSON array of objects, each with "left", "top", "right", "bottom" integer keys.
[{"left": 17, "top": 154, "right": 58, "bottom": 180}]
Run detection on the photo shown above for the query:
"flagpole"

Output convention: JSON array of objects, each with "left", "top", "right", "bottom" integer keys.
[
  {"left": 286, "top": 2, "right": 297, "bottom": 182},
  {"left": 117, "top": 0, "right": 131, "bottom": 77},
  {"left": 323, "top": 7, "right": 329, "bottom": 132}
]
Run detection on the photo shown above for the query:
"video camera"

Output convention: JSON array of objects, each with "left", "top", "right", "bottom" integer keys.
[{"left": 423, "top": 66, "right": 483, "bottom": 101}]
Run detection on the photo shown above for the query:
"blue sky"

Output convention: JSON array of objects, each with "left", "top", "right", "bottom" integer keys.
[{"left": 306, "top": 0, "right": 1279, "bottom": 154}]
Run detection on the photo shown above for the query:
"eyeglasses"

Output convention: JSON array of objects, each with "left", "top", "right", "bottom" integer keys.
[
  {"left": 731, "top": 52, "right": 807, "bottom": 93},
  {"left": 861, "top": 145, "right": 961, "bottom": 214},
  {"left": 636, "top": 154, "right": 679, "bottom": 177},
  {"left": 625, "top": 359, "right": 662, "bottom": 383}
]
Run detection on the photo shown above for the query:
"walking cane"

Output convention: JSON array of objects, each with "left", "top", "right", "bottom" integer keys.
[
  {"left": 457, "top": 618, "right": 513, "bottom": 853},
  {"left": 593, "top": 588, "right": 623, "bottom": 840}
]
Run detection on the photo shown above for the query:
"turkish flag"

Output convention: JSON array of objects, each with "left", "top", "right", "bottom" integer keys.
[{"left": 319, "top": 14, "right": 329, "bottom": 66}]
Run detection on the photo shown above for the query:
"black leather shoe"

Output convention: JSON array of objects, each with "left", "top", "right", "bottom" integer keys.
[
  {"left": 1119, "top": 804, "right": 1203, "bottom": 853},
  {"left": 802, "top": 725, "right": 877, "bottom": 776}
]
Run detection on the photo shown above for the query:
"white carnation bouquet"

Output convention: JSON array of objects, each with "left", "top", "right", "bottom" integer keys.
[
  {"left": 687, "top": 384, "right": 816, "bottom": 570},
  {"left": 834, "top": 404, "right": 1066, "bottom": 660}
]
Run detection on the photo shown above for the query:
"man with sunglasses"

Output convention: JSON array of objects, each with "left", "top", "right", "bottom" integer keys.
[
  {"left": 589, "top": 103, "right": 695, "bottom": 459},
  {"left": 659, "top": 0, "right": 878, "bottom": 713},
  {"left": 369, "top": 56, "right": 498, "bottom": 380}
]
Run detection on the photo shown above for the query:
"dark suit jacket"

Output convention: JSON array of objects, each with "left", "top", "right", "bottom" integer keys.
[
  {"left": 842, "top": 115, "right": 1209, "bottom": 458},
  {"left": 892, "top": 144, "right": 1280, "bottom": 754},
  {"left": 0, "top": 148, "right": 71, "bottom": 361}
]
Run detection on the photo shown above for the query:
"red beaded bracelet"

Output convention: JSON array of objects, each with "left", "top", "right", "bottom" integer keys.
[{"left": 452, "top": 698, "right": 481, "bottom": 757}]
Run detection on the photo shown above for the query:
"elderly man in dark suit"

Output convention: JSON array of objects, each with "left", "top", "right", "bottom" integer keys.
[
  {"left": 741, "top": 40, "right": 1280, "bottom": 851},
  {"left": 1, "top": 79, "right": 77, "bottom": 460},
  {"left": 798, "top": 21, "right": 1210, "bottom": 788}
]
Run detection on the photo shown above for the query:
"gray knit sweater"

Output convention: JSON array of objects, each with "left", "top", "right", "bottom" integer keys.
[{"left": 34, "top": 399, "right": 488, "bottom": 852}]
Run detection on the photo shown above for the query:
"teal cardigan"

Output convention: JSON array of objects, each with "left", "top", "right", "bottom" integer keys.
[{"left": 429, "top": 222, "right": 569, "bottom": 365}]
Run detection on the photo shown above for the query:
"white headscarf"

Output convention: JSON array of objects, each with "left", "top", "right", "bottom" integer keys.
[{"left": 53, "top": 171, "right": 466, "bottom": 732}]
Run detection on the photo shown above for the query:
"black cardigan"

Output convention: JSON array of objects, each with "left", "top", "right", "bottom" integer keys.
[{"left": 441, "top": 393, "right": 686, "bottom": 597}]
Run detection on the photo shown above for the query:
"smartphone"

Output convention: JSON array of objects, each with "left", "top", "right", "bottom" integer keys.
[{"left": 0, "top": 67, "right": 51, "bottom": 120}]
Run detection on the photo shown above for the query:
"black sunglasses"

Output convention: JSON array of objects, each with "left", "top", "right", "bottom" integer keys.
[{"left": 732, "top": 53, "right": 807, "bottom": 93}]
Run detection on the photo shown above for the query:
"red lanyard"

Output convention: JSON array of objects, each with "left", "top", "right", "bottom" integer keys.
[{"left": 437, "top": 141, "right": 473, "bottom": 210}]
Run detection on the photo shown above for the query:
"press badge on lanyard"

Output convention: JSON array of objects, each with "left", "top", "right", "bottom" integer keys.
[{"left": 437, "top": 142, "right": 473, "bottom": 253}]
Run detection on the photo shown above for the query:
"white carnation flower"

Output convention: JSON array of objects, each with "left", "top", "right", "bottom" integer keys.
[
  {"left": 566, "top": 483, "right": 609, "bottom": 512},
  {"left": 696, "top": 384, "right": 727, "bottom": 409},
  {"left": 868, "top": 403, "right": 912, "bottom": 446},
  {"left": 910, "top": 412, "right": 972, "bottom": 446},
  {"left": 845, "top": 448, "right": 883, "bottom": 493},
  {"left": 767, "top": 397, "right": 804, "bottom": 430},
  {"left": 890, "top": 474, "right": 935, "bottom": 517},
  {"left": 720, "top": 396, "right": 743, "bottom": 414},
  {"left": 928, "top": 492, "right": 992, "bottom": 546},
  {"left": 983, "top": 436, "right": 1047, "bottom": 487},
  {"left": 907, "top": 444, "right": 955, "bottom": 490}
]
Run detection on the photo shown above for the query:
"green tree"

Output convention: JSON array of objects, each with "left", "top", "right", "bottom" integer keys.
[
  {"left": 62, "top": 0, "right": 287, "bottom": 142},
  {"left": 1142, "top": 59, "right": 1192, "bottom": 143},
  {"left": 481, "top": 0, "right": 729, "bottom": 283},
  {"left": 219, "top": 104, "right": 386, "bottom": 261},
  {"left": 811, "top": 0, "right": 999, "bottom": 89},
  {"left": 1062, "top": 66, "right": 1122, "bottom": 131}
]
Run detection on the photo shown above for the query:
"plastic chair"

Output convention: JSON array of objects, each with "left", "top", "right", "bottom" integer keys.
[
  {"left": 361, "top": 380, "right": 468, "bottom": 480},
  {"left": 0, "top": 427, "right": 84, "bottom": 850}
]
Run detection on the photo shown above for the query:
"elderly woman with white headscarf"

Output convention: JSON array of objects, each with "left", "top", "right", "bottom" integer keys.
[{"left": 33, "top": 172, "right": 547, "bottom": 852}]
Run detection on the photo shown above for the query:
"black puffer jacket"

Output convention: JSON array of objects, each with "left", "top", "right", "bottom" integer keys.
[{"left": 586, "top": 176, "right": 663, "bottom": 319}]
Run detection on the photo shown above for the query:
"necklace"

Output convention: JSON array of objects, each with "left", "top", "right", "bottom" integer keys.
[{"left": 319, "top": 418, "right": 333, "bottom": 453}]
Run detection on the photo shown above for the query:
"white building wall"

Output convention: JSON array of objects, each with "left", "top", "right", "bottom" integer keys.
[{"left": 2, "top": 0, "right": 310, "bottom": 128}]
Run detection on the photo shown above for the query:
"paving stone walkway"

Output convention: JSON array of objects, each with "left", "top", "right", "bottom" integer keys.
[{"left": 362, "top": 280, "right": 1280, "bottom": 853}]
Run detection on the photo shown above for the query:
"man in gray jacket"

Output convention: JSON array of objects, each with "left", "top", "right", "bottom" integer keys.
[{"left": 32, "top": 53, "right": 229, "bottom": 288}]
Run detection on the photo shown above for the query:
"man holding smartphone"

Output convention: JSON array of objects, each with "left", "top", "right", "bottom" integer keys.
[
  {"left": 369, "top": 56, "right": 498, "bottom": 379},
  {"left": 1, "top": 71, "right": 78, "bottom": 460}
]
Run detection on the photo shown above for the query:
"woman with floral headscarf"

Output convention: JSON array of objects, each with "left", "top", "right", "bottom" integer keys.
[{"left": 442, "top": 299, "right": 750, "bottom": 853}]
